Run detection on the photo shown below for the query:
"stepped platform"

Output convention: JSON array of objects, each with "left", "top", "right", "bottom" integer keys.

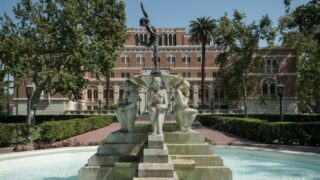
[{"left": 78, "top": 124, "right": 232, "bottom": 180}]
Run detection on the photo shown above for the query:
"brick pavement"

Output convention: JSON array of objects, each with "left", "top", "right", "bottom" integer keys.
[{"left": 1, "top": 115, "right": 320, "bottom": 154}]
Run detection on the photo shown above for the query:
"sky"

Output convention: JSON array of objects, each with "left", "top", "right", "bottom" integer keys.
[{"left": 0, "top": 0, "right": 309, "bottom": 29}]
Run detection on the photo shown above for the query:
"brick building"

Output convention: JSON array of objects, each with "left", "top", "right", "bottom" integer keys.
[{"left": 12, "top": 28, "right": 298, "bottom": 115}]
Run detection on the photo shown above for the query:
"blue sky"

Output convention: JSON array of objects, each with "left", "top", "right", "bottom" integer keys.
[{"left": 1, "top": 0, "right": 309, "bottom": 29}]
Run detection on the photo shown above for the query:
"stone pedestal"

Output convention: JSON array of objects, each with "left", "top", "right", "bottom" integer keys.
[{"left": 78, "top": 124, "right": 232, "bottom": 180}]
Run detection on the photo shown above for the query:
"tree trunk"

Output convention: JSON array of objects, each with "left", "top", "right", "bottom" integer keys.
[
  {"left": 242, "top": 74, "right": 248, "bottom": 118},
  {"left": 201, "top": 41, "right": 206, "bottom": 107},
  {"left": 106, "top": 73, "right": 110, "bottom": 110}
]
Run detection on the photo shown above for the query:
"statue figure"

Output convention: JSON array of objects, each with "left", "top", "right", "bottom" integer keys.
[
  {"left": 174, "top": 80, "right": 198, "bottom": 132},
  {"left": 136, "top": 2, "right": 160, "bottom": 73},
  {"left": 147, "top": 76, "right": 168, "bottom": 135},
  {"left": 116, "top": 80, "right": 139, "bottom": 132}
]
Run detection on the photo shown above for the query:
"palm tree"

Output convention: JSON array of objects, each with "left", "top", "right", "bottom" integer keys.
[{"left": 189, "top": 17, "right": 216, "bottom": 107}]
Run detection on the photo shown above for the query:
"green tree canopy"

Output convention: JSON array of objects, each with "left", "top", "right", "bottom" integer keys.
[
  {"left": 0, "top": 0, "right": 127, "bottom": 119},
  {"left": 214, "top": 10, "right": 275, "bottom": 117},
  {"left": 279, "top": 0, "right": 320, "bottom": 112}
]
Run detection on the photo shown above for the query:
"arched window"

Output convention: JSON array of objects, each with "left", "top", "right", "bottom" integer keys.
[
  {"left": 93, "top": 89, "right": 98, "bottom": 101},
  {"left": 270, "top": 83, "right": 276, "bottom": 95},
  {"left": 261, "top": 78, "right": 277, "bottom": 98},
  {"left": 103, "top": 89, "right": 114, "bottom": 99},
  {"left": 263, "top": 83, "right": 268, "bottom": 95},
  {"left": 119, "top": 89, "right": 124, "bottom": 98},
  {"left": 87, "top": 89, "right": 92, "bottom": 99}
]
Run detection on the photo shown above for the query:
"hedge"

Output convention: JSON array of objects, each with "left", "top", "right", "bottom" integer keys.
[
  {"left": 197, "top": 115, "right": 320, "bottom": 146},
  {"left": 0, "top": 123, "right": 35, "bottom": 147},
  {"left": 0, "top": 115, "right": 90, "bottom": 124},
  {"left": 39, "top": 116, "right": 116, "bottom": 143}
]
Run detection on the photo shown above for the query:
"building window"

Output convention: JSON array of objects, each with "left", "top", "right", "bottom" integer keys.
[
  {"left": 110, "top": 73, "right": 114, "bottom": 78},
  {"left": 87, "top": 89, "right": 92, "bottom": 99},
  {"left": 164, "top": 34, "right": 168, "bottom": 46},
  {"left": 87, "top": 106, "right": 92, "bottom": 110},
  {"left": 214, "top": 88, "right": 225, "bottom": 100},
  {"left": 135, "top": 34, "right": 139, "bottom": 46},
  {"left": 182, "top": 54, "right": 191, "bottom": 64},
  {"left": 169, "top": 34, "right": 173, "bottom": 46},
  {"left": 263, "top": 83, "right": 268, "bottom": 96},
  {"left": 182, "top": 72, "right": 186, "bottom": 77},
  {"left": 103, "top": 89, "right": 114, "bottom": 99},
  {"left": 272, "top": 59, "right": 277, "bottom": 73},
  {"left": 197, "top": 54, "right": 202, "bottom": 63},
  {"left": 136, "top": 54, "right": 145, "bottom": 64},
  {"left": 261, "top": 79, "right": 277, "bottom": 98},
  {"left": 159, "top": 36, "right": 162, "bottom": 46},
  {"left": 173, "top": 34, "right": 177, "bottom": 46},
  {"left": 121, "top": 54, "right": 129, "bottom": 64},
  {"left": 121, "top": 73, "right": 130, "bottom": 78},
  {"left": 198, "top": 88, "right": 209, "bottom": 99},
  {"left": 93, "top": 89, "right": 98, "bottom": 101},
  {"left": 166, "top": 54, "right": 176, "bottom": 64},
  {"left": 197, "top": 72, "right": 201, "bottom": 77},
  {"left": 270, "top": 83, "right": 276, "bottom": 96},
  {"left": 189, "top": 89, "right": 193, "bottom": 99}
]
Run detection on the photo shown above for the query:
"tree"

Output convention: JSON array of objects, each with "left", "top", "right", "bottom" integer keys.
[
  {"left": 214, "top": 10, "right": 275, "bottom": 117},
  {"left": 279, "top": 0, "right": 320, "bottom": 113},
  {"left": 0, "top": 0, "right": 127, "bottom": 121},
  {"left": 189, "top": 17, "right": 217, "bottom": 107}
]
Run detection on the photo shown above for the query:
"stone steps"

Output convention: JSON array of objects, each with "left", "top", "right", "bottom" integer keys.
[
  {"left": 138, "top": 162, "right": 175, "bottom": 177},
  {"left": 97, "top": 144, "right": 143, "bottom": 155},
  {"left": 143, "top": 148, "right": 169, "bottom": 163},
  {"left": 171, "top": 155, "right": 223, "bottom": 166},
  {"left": 101, "top": 132, "right": 148, "bottom": 144},
  {"left": 164, "top": 132, "right": 205, "bottom": 144},
  {"left": 88, "top": 154, "right": 140, "bottom": 166},
  {"left": 133, "top": 172, "right": 179, "bottom": 180},
  {"left": 166, "top": 143, "right": 215, "bottom": 155}
]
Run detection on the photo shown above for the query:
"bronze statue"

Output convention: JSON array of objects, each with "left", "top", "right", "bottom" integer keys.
[{"left": 136, "top": 2, "right": 160, "bottom": 73}]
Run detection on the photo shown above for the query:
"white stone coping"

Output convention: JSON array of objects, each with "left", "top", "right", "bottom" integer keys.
[
  {"left": 0, "top": 146, "right": 98, "bottom": 161},
  {"left": 1, "top": 145, "right": 319, "bottom": 161},
  {"left": 213, "top": 145, "right": 320, "bottom": 157}
]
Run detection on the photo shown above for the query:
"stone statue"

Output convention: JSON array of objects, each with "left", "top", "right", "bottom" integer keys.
[
  {"left": 147, "top": 76, "right": 168, "bottom": 135},
  {"left": 174, "top": 80, "right": 198, "bottom": 132},
  {"left": 116, "top": 80, "right": 139, "bottom": 132}
]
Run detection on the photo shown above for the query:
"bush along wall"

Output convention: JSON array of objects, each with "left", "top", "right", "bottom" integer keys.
[
  {"left": 197, "top": 115, "right": 320, "bottom": 146},
  {"left": 39, "top": 116, "right": 116, "bottom": 143},
  {"left": 0, "top": 115, "right": 91, "bottom": 124},
  {"left": 0, "top": 123, "right": 35, "bottom": 147}
]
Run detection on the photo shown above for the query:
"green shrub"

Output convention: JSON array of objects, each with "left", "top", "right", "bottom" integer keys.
[
  {"left": 0, "top": 123, "right": 35, "bottom": 146},
  {"left": 0, "top": 115, "right": 91, "bottom": 124},
  {"left": 39, "top": 116, "right": 115, "bottom": 143},
  {"left": 197, "top": 115, "right": 320, "bottom": 146}
]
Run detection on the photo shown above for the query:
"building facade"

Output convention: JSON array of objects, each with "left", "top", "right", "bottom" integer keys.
[{"left": 12, "top": 28, "right": 298, "bottom": 115}]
